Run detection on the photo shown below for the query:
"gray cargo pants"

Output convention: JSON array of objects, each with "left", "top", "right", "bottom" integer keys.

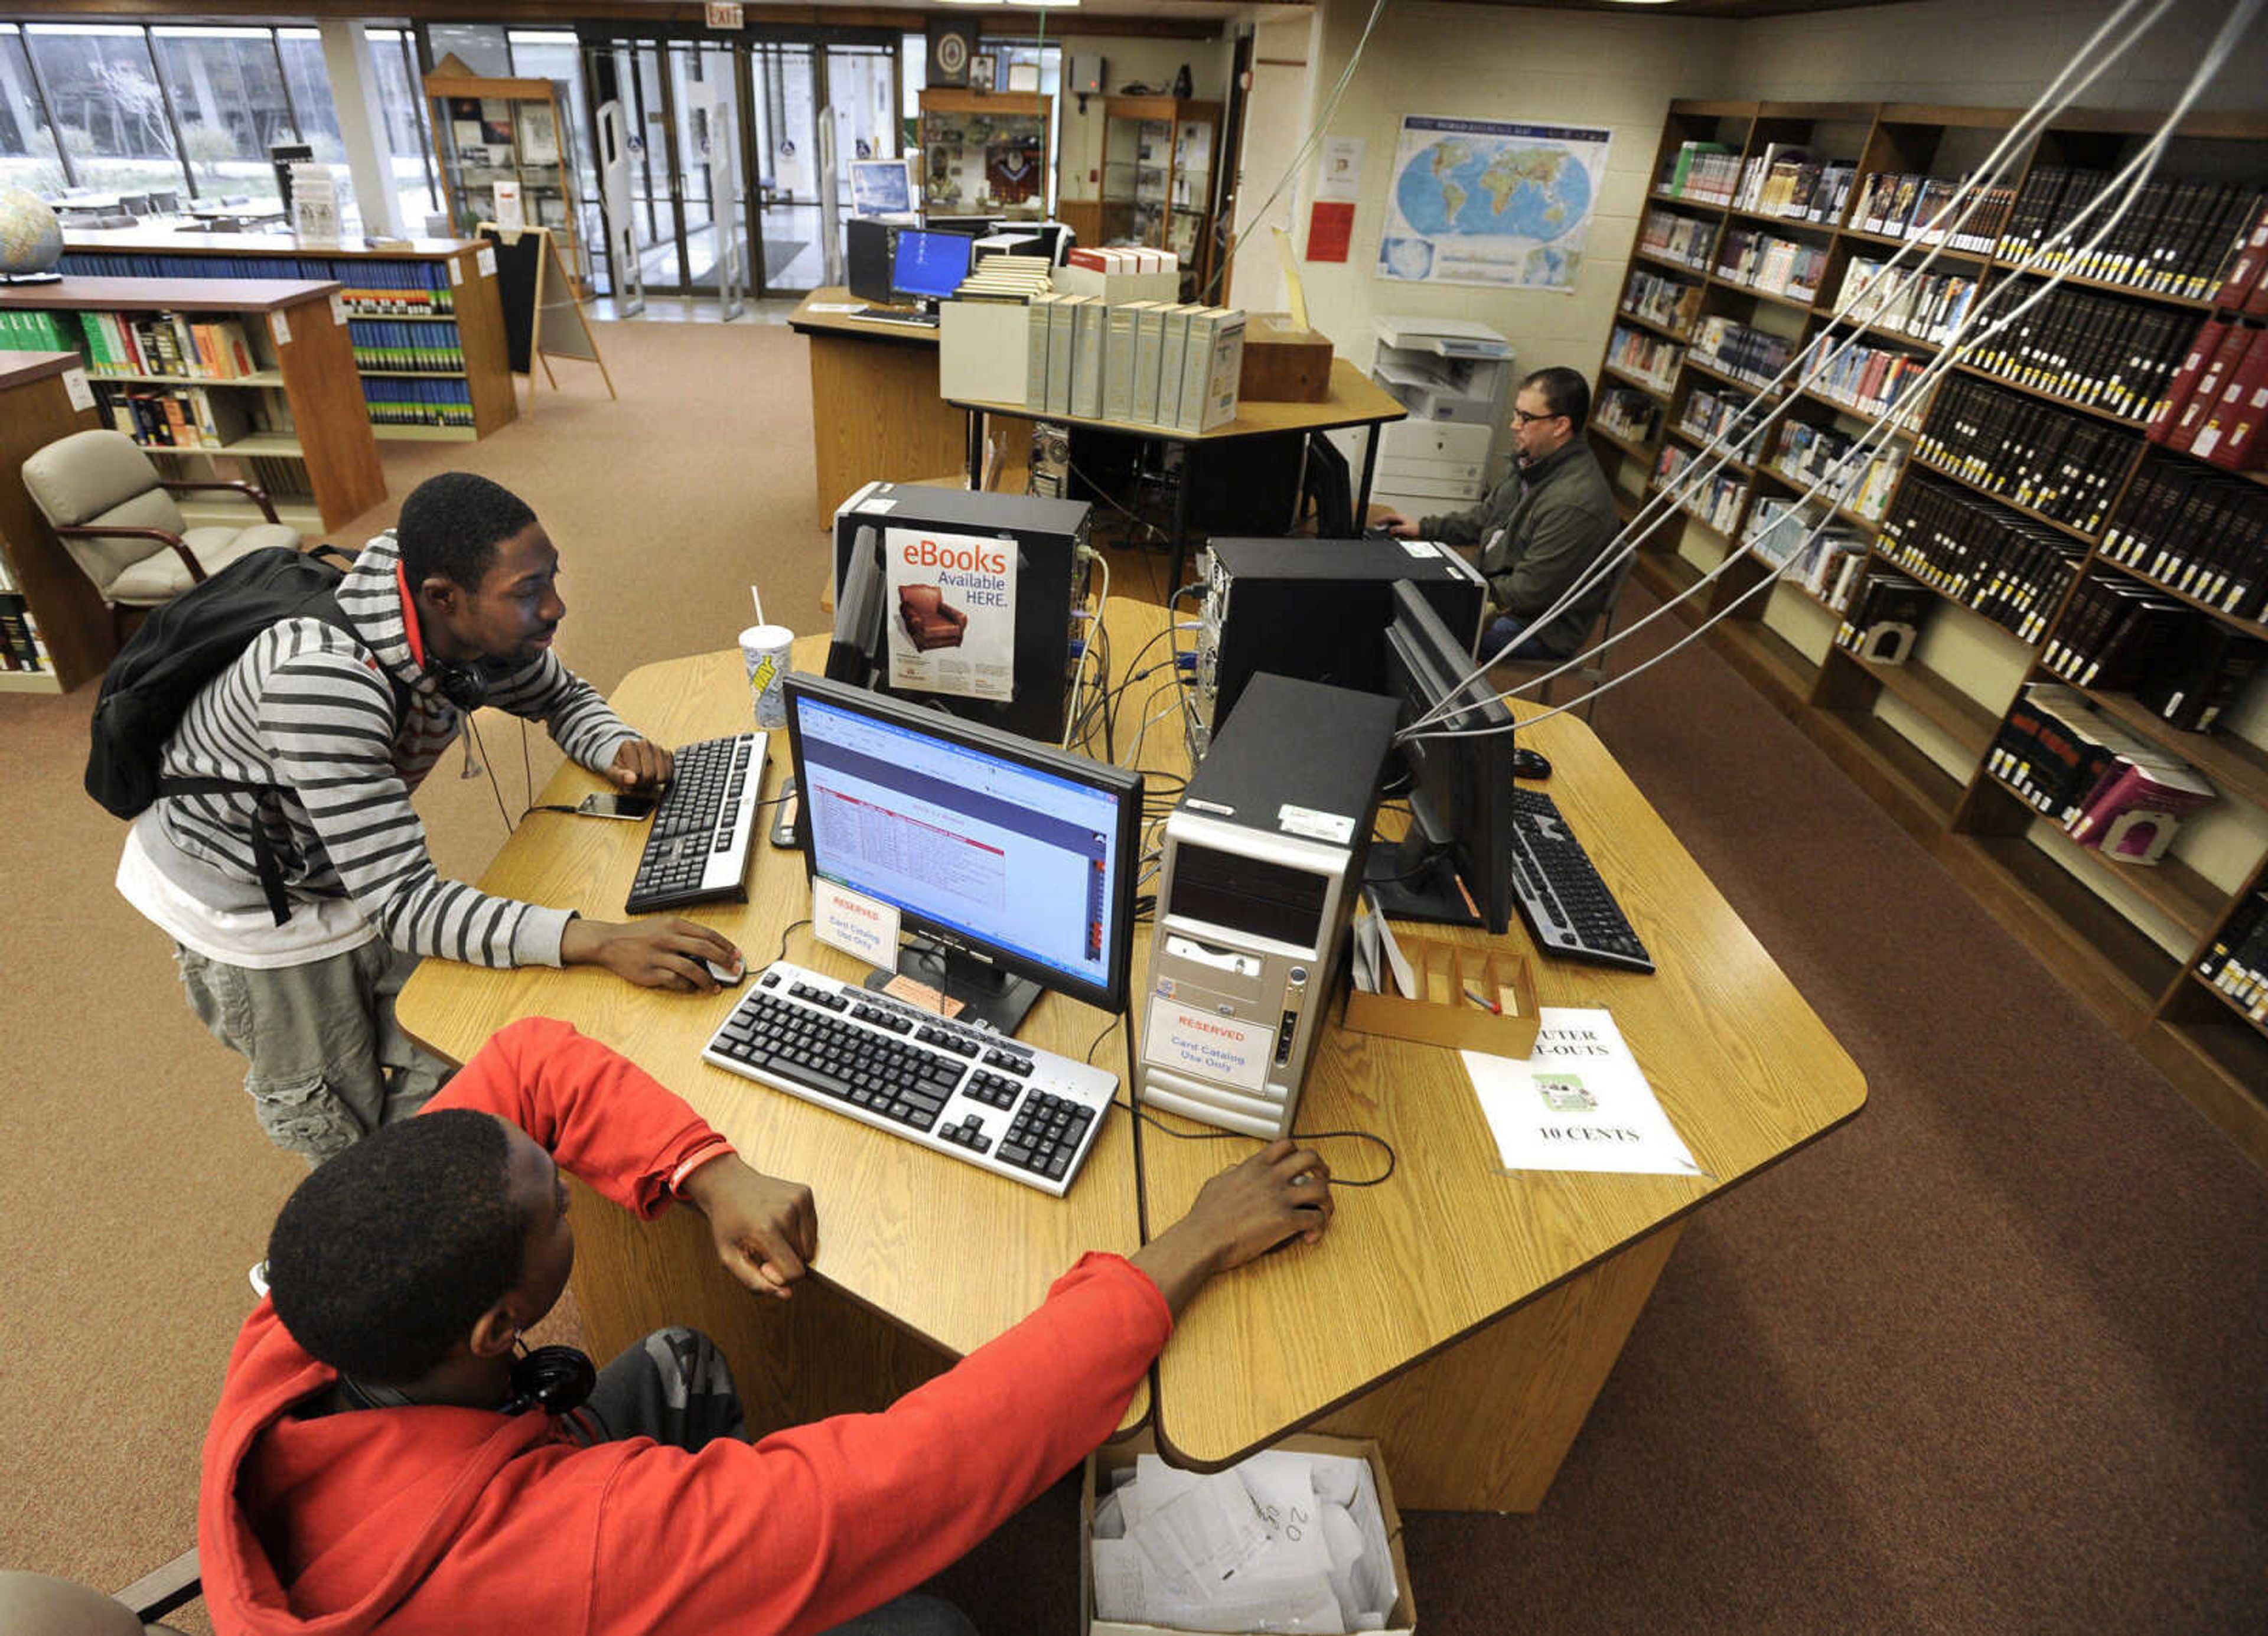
[{"left": 175, "top": 938, "right": 456, "bottom": 1164}]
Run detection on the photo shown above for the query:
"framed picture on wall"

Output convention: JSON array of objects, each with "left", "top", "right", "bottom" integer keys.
[
  {"left": 1006, "top": 62, "right": 1040, "bottom": 93},
  {"left": 969, "top": 54, "right": 997, "bottom": 94}
]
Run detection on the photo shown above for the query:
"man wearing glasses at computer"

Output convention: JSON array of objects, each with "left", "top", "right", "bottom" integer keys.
[{"left": 1374, "top": 365, "right": 1621, "bottom": 666}]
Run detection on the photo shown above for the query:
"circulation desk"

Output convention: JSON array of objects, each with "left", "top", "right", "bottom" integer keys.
[{"left": 397, "top": 608, "right": 1865, "bottom": 1504}]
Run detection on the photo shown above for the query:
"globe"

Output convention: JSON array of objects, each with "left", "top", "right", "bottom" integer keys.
[{"left": 0, "top": 185, "right": 64, "bottom": 281}]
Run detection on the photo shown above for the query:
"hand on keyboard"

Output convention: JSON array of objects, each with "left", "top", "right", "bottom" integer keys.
[
  {"left": 1129, "top": 1139, "right": 1334, "bottom": 1315},
  {"left": 679, "top": 1157, "right": 819, "bottom": 1299},
  {"left": 560, "top": 915, "right": 744, "bottom": 992},
  {"left": 607, "top": 737, "right": 674, "bottom": 790}
]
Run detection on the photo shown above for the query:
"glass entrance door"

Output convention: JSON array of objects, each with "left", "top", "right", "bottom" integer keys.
[{"left": 747, "top": 40, "right": 820, "bottom": 294}]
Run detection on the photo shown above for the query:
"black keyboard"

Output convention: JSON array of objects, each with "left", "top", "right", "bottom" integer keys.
[
  {"left": 624, "top": 734, "right": 767, "bottom": 914},
  {"left": 1507, "top": 788, "right": 1655, "bottom": 973},
  {"left": 702, "top": 962, "right": 1117, "bottom": 1195},
  {"left": 856, "top": 305, "right": 938, "bottom": 327}
]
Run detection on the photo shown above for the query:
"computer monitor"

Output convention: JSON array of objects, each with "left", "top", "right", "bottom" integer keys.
[
  {"left": 849, "top": 157, "right": 914, "bottom": 217},
  {"left": 1368, "top": 581, "right": 1516, "bottom": 935},
  {"left": 783, "top": 672, "right": 1143, "bottom": 1034},
  {"left": 846, "top": 218, "right": 896, "bottom": 305},
  {"left": 891, "top": 227, "right": 975, "bottom": 306},
  {"left": 826, "top": 524, "right": 887, "bottom": 687}
]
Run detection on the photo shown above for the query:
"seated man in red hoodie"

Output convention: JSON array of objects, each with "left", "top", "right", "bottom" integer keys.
[{"left": 201, "top": 1015, "right": 1334, "bottom": 1636}]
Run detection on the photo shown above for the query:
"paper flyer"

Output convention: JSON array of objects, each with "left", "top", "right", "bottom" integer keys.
[
  {"left": 881, "top": 525, "right": 1017, "bottom": 703},
  {"left": 1461, "top": 1007, "right": 1706, "bottom": 1177}
]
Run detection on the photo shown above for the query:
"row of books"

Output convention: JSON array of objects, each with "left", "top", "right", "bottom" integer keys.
[
  {"left": 2100, "top": 458, "right": 2268, "bottom": 623},
  {"left": 1878, "top": 472, "right": 2084, "bottom": 643},
  {"left": 1986, "top": 683, "right": 2214, "bottom": 865},
  {"left": 1768, "top": 419, "right": 1906, "bottom": 523},
  {"left": 1798, "top": 328, "right": 1935, "bottom": 417},
  {"left": 1678, "top": 382, "right": 1770, "bottom": 458},
  {"left": 1833, "top": 570, "right": 1931, "bottom": 663},
  {"left": 346, "top": 320, "right": 469, "bottom": 371},
  {"left": 2149, "top": 317, "right": 2268, "bottom": 471},
  {"left": 1964, "top": 278, "right": 2195, "bottom": 425},
  {"left": 363, "top": 378, "right": 478, "bottom": 429},
  {"left": 0, "top": 591, "right": 50, "bottom": 673},
  {"left": 941, "top": 287, "right": 1244, "bottom": 434},
  {"left": 78, "top": 310, "right": 259, "bottom": 380},
  {"left": 1637, "top": 207, "right": 1715, "bottom": 271},
  {"left": 1852, "top": 172, "right": 2015, "bottom": 253},
  {"left": 58, "top": 252, "right": 458, "bottom": 315},
  {"left": 2043, "top": 571, "right": 2266, "bottom": 731},
  {"left": 1623, "top": 266, "right": 1702, "bottom": 335},
  {"left": 1605, "top": 324, "right": 1682, "bottom": 392},
  {"left": 2199, "top": 892, "right": 2268, "bottom": 1025},
  {"left": 1651, "top": 445, "right": 1744, "bottom": 532},
  {"left": 2207, "top": 200, "right": 2268, "bottom": 317},
  {"left": 1735, "top": 148, "right": 1857, "bottom": 226},
  {"left": 1690, "top": 314, "right": 1795, "bottom": 387},
  {"left": 1914, "top": 376, "right": 2140, "bottom": 533},
  {"left": 97, "top": 381, "right": 262, "bottom": 451},
  {"left": 0, "top": 311, "right": 76, "bottom": 353},
  {"left": 1592, "top": 386, "right": 1660, "bottom": 445},
  {"left": 1715, "top": 228, "right": 1827, "bottom": 302},
  {"left": 1744, "top": 493, "right": 1869, "bottom": 579},
  {"left": 1831, "top": 257, "right": 1979, "bottom": 346},
  {"left": 1997, "top": 168, "right": 2260, "bottom": 301},
  {"left": 1659, "top": 142, "right": 1738, "bottom": 206}
]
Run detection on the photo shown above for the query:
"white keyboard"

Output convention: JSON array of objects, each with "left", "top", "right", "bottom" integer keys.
[{"left": 702, "top": 960, "right": 1119, "bottom": 1195}]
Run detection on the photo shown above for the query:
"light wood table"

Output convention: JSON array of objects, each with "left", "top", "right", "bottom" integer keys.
[
  {"left": 1110, "top": 643, "right": 1868, "bottom": 1510},
  {"left": 396, "top": 634, "right": 1146, "bottom": 1439}
]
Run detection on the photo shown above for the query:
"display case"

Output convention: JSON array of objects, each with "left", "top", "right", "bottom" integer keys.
[
  {"left": 424, "top": 65, "right": 586, "bottom": 294},
  {"left": 1099, "top": 96, "right": 1221, "bottom": 299},
  {"left": 918, "top": 89, "right": 1051, "bottom": 224}
]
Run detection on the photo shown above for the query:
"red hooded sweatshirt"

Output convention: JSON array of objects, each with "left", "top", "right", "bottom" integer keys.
[{"left": 198, "top": 1016, "right": 1172, "bottom": 1635}]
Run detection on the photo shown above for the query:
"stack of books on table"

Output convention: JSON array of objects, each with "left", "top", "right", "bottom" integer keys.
[{"left": 1987, "top": 682, "right": 2217, "bottom": 863}]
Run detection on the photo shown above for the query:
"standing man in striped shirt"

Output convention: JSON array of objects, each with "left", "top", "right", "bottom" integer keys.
[{"left": 115, "top": 472, "right": 744, "bottom": 1162}]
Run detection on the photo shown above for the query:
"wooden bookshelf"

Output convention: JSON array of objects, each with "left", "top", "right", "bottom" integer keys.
[
  {"left": 1596, "top": 99, "right": 2268, "bottom": 1168},
  {"left": 0, "top": 351, "right": 106, "bottom": 690},
  {"left": 60, "top": 230, "right": 515, "bottom": 442},
  {"left": 0, "top": 276, "right": 384, "bottom": 535},
  {"left": 424, "top": 65, "right": 585, "bottom": 295}
]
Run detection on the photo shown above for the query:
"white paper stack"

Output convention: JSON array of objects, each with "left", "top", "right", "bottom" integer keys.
[{"left": 1091, "top": 1449, "right": 1399, "bottom": 1633}]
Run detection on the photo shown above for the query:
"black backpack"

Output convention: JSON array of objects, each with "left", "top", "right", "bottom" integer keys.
[{"left": 87, "top": 544, "right": 406, "bottom": 924}]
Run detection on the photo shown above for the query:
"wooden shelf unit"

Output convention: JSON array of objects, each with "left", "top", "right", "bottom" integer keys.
[
  {"left": 1593, "top": 99, "right": 2268, "bottom": 1167},
  {"left": 58, "top": 231, "right": 515, "bottom": 442},
  {"left": 0, "top": 351, "right": 106, "bottom": 691},
  {"left": 917, "top": 89, "right": 1052, "bottom": 225},
  {"left": 423, "top": 66, "right": 585, "bottom": 295},
  {"left": 0, "top": 276, "right": 384, "bottom": 537},
  {"left": 1099, "top": 96, "right": 1223, "bottom": 300}
]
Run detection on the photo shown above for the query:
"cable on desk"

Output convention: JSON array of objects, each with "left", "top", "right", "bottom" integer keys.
[
  {"left": 771, "top": 917, "right": 812, "bottom": 967},
  {"left": 1110, "top": 1096, "right": 1399, "bottom": 1189}
]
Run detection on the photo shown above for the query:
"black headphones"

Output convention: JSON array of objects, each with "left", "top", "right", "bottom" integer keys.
[
  {"left": 499, "top": 1342, "right": 598, "bottom": 1417},
  {"left": 429, "top": 659, "right": 490, "bottom": 713}
]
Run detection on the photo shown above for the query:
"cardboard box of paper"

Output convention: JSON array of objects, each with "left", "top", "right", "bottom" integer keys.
[
  {"left": 1059, "top": 246, "right": 1181, "bottom": 305},
  {"left": 1083, "top": 1430, "right": 1416, "bottom": 1636}
]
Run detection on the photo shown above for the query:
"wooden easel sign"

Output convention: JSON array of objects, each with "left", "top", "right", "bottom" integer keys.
[{"left": 475, "top": 221, "right": 617, "bottom": 414}]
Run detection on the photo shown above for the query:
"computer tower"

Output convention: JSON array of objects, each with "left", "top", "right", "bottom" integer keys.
[
  {"left": 846, "top": 218, "right": 895, "bottom": 305},
  {"left": 1191, "top": 536, "right": 1488, "bottom": 751},
  {"left": 830, "top": 483, "right": 1092, "bottom": 746},
  {"left": 1136, "top": 674, "right": 1403, "bottom": 1139}
]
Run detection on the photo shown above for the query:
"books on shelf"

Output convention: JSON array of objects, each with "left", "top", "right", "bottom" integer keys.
[
  {"left": 1637, "top": 207, "right": 1715, "bottom": 271},
  {"left": 1833, "top": 569, "right": 1930, "bottom": 661},
  {"left": 96, "top": 380, "right": 257, "bottom": 450},
  {"left": 2208, "top": 197, "right": 2268, "bottom": 316},
  {"left": 0, "top": 309, "right": 76, "bottom": 353},
  {"left": 1998, "top": 168, "right": 2261, "bottom": 299},
  {"left": 1768, "top": 418, "right": 1905, "bottom": 522},
  {"left": 1605, "top": 324, "right": 1682, "bottom": 392},
  {"left": 1965, "top": 278, "right": 2192, "bottom": 422},
  {"left": 2100, "top": 457, "right": 2268, "bottom": 623},
  {"left": 1715, "top": 227, "right": 1828, "bottom": 302},
  {"left": 1744, "top": 493, "right": 1869, "bottom": 581},
  {"left": 1879, "top": 471, "right": 2085, "bottom": 643},
  {"left": 1852, "top": 171, "right": 2012, "bottom": 252},
  {"left": 2150, "top": 316, "right": 2268, "bottom": 470},
  {"left": 346, "top": 319, "right": 466, "bottom": 371},
  {"left": 1660, "top": 141, "right": 1736, "bottom": 205},
  {"left": 2043, "top": 572, "right": 2191, "bottom": 689},
  {"left": 1592, "top": 386, "right": 1660, "bottom": 445},
  {"left": 362, "top": 377, "right": 476, "bottom": 429},
  {"left": 1986, "top": 682, "right": 2215, "bottom": 863},
  {"left": 58, "top": 252, "right": 460, "bottom": 317},
  {"left": 1680, "top": 382, "right": 1771, "bottom": 458},
  {"left": 1622, "top": 266, "right": 1703, "bottom": 335},
  {"left": 0, "top": 591, "right": 51, "bottom": 673},
  {"left": 1690, "top": 314, "right": 1794, "bottom": 387},
  {"left": 76, "top": 311, "right": 257, "bottom": 380},
  {"left": 2199, "top": 891, "right": 2268, "bottom": 1023},
  {"left": 1798, "top": 328, "right": 1935, "bottom": 418},
  {"left": 1738, "top": 154, "right": 1854, "bottom": 224},
  {"left": 1652, "top": 444, "right": 1744, "bottom": 532},
  {"left": 1914, "top": 375, "right": 2140, "bottom": 532},
  {"left": 1832, "top": 256, "right": 1978, "bottom": 346}
]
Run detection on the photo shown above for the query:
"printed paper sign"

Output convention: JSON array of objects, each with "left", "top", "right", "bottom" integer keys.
[
  {"left": 812, "top": 878, "right": 900, "bottom": 967},
  {"left": 1318, "top": 136, "right": 1366, "bottom": 203},
  {"left": 61, "top": 367, "right": 94, "bottom": 411},
  {"left": 448, "top": 258, "right": 465, "bottom": 286},
  {"left": 1143, "top": 996, "right": 1270, "bottom": 1094},
  {"left": 494, "top": 180, "right": 525, "bottom": 232},
  {"left": 268, "top": 309, "right": 291, "bottom": 346},
  {"left": 330, "top": 291, "right": 347, "bottom": 326},
  {"left": 477, "top": 246, "right": 498, "bottom": 278},
  {"left": 1461, "top": 1008, "right": 1705, "bottom": 1176},
  {"left": 881, "top": 525, "right": 1017, "bottom": 703}
]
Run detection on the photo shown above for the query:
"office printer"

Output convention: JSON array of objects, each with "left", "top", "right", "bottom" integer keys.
[{"left": 1369, "top": 315, "right": 1515, "bottom": 516}]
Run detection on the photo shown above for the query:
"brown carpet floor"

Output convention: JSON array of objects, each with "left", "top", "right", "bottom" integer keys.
[{"left": 2, "top": 317, "right": 2262, "bottom": 1634}]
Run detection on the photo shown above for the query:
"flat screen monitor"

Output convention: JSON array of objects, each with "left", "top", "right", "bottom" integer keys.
[
  {"left": 891, "top": 227, "right": 975, "bottom": 304},
  {"left": 1369, "top": 581, "right": 1516, "bottom": 935},
  {"left": 845, "top": 217, "right": 895, "bottom": 305},
  {"left": 784, "top": 672, "right": 1143, "bottom": 1033},
  {"left": 849, "top": 157, "right": 914, "bottom": 217}
]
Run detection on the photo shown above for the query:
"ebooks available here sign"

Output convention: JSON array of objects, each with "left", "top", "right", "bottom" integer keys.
[{"left": 883, "top": 526, "right": 1018, "bottom": 703}]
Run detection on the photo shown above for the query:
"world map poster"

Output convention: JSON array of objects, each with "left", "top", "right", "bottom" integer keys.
[{"left": 1379, "top": 116, "right": 1611, "bottom": 291}]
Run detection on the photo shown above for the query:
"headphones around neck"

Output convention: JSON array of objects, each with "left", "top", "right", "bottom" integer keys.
[
  {"left": 395, "top": 559, "right": 494, "bottom": 713},
  {"left": 339, "top": 1341, "right": 597, "bottom": 1419}
]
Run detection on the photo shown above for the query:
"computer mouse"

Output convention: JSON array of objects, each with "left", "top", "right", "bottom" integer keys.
[
  {"left": 702, "top": 957, "right": 748, "bottom": 988},
  {"left": 1513, "top": 747, "right": 1552, "bottom": 780}
]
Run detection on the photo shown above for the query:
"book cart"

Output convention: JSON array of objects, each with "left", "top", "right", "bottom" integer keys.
[
  {"left": 58, "top": 230, "right": 515, "bottom": 444},
  {"left": 1590, "top": 98, "right": 2268, "bottom": 1165}
]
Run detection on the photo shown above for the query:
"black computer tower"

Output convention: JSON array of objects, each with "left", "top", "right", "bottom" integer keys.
[
  {"left": 830, "top": 483, "right": 1092, "bottom": 747},
  {"left": 1192, "top": 537, "right": 1488, "bottom": 748}
]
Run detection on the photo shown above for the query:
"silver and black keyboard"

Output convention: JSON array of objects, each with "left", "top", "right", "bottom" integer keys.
[
  {"left": 624, "top": 734, "right": 767, "bottom": 914},
  {"left": 855, "top": 305, "right": 938, "bottom": 327},
  {"left": 702, "top": 961, "right": 1117, "bottom": 1195},
  {"left": 1508, "top": 788, "right": 1656, "bottom": 974}
]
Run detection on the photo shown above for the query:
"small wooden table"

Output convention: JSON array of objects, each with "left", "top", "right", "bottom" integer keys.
[{"left": 947, "top": 359, "right": 1409, "bottom": 588}]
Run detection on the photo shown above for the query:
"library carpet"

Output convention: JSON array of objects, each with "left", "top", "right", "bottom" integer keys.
[{"left": 0, "top": 315, "right": 2261, "bottom": 1635}]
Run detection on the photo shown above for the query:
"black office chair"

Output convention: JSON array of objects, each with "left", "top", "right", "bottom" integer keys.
[
  {"left": 1488, "top": 552, "right": 1636, "bottom": 724},
  {"left": 0, "top": 1551, "right": 200, "bottom": 1634}
]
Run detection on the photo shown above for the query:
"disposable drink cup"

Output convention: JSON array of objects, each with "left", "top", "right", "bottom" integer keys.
[{"left": 740, "top": 624, "right": 794, "bottom": 729}]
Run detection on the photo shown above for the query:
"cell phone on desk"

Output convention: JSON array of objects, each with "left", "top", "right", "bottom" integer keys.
[
  {"left": 576, "top": 791, "right": 658, "bottom": 821},
  {"left": 770, "top": 776, "right": 801, "bottom": 848}
]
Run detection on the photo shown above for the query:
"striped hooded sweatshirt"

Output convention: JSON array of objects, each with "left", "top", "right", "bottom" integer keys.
[{"left": 131, "top": 531, "right": 637, "bottom": 967}]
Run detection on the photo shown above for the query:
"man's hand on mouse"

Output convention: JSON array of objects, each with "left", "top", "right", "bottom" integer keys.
[
  {"left": 561, "top": 917, "right": 742, "bottom": 992},
  {"left": 1128, "top": 1139, "right": 1333, "bottom": 1315}
]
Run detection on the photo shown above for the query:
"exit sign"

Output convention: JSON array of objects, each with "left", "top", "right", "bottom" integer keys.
[{"left": 705, "top": 2, "right": 744, "bottom": 28}]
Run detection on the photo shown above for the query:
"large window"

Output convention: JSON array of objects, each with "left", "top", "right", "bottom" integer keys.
[
  {"left": 0, "top": 27, "right": 64, "bottom": 194},
  {"left": 22, "top": 23, "right": 183, "bottom": 200}
]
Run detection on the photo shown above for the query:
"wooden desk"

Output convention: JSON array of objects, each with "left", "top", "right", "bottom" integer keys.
[
  {"left": 788, "top": 288, "right": 1036, "bottom": 522},
  {"left": 1110, "top": 648, "right": 1867, "bottom": 1510},
  {"left": 948, "top": 359, "right": 1409, "bottom": 587},
  {"left": 396, "top": 634, "right": 1146, "bottom": 1439}
]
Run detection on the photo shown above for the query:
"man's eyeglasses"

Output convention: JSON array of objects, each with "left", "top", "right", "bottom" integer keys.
[{"left": 1511, "top": 408, "right": 1564, "bottom": 426}]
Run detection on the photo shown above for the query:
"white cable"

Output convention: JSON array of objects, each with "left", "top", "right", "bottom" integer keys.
[
  {"left": 1402, "top": 0, "right": 2177, "bottom": 734},
  {"left": 1415, "top": 0, "right": 2265, "bottom": 741},
  {"left": 1063, "top": 550, "right": 1110, "bottom": 749}
]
